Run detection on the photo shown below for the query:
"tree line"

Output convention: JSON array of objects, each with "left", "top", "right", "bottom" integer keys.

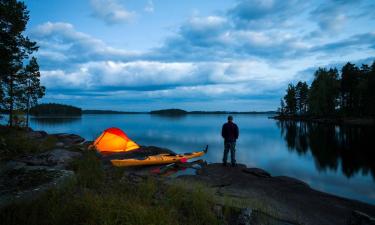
[
  {"left": 279, "top": 61, "right": 375, "bottom": 117},
  {"left": 30, "top": 103, "right": 82, "bottom": 116},
  {"left": 0, "top": 0, "right": 45, "bottom": 127}
]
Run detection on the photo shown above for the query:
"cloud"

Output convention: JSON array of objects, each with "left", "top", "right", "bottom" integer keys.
[
  {"left": 228, "top": 0, "right": 309, "bottom": 29},
  {"left": 311, "top": 32, "right": 375, "bottom": 53},
  {"left": 31, "top": 22, "right": 142, "bottom": 68},
  {"left": 90, "top": 0, "right": 135, "bottom": 24},
  {"left": 40, "top": 59, "right": 292, "bottom": 97},
  {"left": 29, "top": 0, "right": 375, "bottom": 110},
  {"left": 310, "top": 1, "right": 348, "bottom": 32},
  {"left": 309, "top": 0, "right": 371, "bottom": 33},
  {"left": 144, "top": 0, "right": 154, "bottom": 13},
  {"left": 151, "top": 15, "right": 310, "bottom": 62}
]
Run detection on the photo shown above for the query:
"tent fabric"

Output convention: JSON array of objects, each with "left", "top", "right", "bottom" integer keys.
[{"left": 93, "top": 127, "right": 140, "bottom": 154}]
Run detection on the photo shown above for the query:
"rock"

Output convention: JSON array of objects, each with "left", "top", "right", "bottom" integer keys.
[
  {"left": 52, "top": 133, "right": 85, "bottom": 145},
  {"left": 55, "top": 142, "right": 64, "bottom": 148},
  {"left": 242, "top": 168, "right": 271, "bottom": 178},
  {"left": 274, "top": 176, "right": 310, "bottom": 188},
  {"left": 46, "top": 149, "right": 82, "bottom": 168},
  {"left": 18, "top": 149, "right": 82, "bottom": 169},
  {"left": 237, "top": 208, "right": 252, "bottom": 225},
  {"left": 176, "top": 163, "right": 375, "bottom": 225},
  {"left": 249, "top": 210, "right": 298, "bottom": 225},
  {"left": 27, "top": 130, "right": 47, "bottom": 139},
  {"left": 0, "top": 166, "right": 74, "bottom": 208},
  {"left": 1, "top": 161, "right": 27, "bottom": 171},
  {"left": 347, "top": 210, "right": 375, "bottom": 225}
]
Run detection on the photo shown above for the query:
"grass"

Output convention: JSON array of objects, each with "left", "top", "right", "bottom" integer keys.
[
  {"left": 0, "top": 150, "right": 222, "bottom": 225},
  {"left": 0, "top": 126, "right": 57, "bottom": 160}
]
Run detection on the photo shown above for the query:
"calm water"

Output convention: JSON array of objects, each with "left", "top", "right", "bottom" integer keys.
[{"left": 26, "top": 114, "right": 375, "bottom": 204}]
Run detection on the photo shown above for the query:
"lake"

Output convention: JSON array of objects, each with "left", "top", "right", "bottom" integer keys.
[{"left": 23, "top": 114, "right": 375, "bottom": 204}]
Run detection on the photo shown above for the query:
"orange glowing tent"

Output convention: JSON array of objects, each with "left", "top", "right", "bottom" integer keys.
[{"left": 92, "top": 127, "right": 140, "bottom": 154}]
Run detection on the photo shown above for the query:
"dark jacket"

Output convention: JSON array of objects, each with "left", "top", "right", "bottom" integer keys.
[{"left": 221, "top": 122, "right": 239, "bottom": 142}]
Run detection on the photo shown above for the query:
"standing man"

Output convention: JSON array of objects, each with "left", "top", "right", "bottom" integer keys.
[{"left": 221, "top": 115, "right": 239, "bottom": 166}]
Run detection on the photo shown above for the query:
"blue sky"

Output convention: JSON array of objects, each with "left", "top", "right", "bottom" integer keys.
[{"left": 23, "top": 0, "right": 375, "bottom": 111}]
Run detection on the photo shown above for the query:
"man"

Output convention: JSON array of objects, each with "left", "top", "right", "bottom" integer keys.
[{"left": 221, "top": 115, "right": 239, "bottom": 166}]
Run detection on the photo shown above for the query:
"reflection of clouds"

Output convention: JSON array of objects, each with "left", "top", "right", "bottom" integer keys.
[{"left": 30, "top": 114, "right": 375, "bottom": 204}]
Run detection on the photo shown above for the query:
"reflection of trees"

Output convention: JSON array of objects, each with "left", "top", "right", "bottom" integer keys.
[{"left": 277, "top": 121, "right": 375, "bottom": 179}]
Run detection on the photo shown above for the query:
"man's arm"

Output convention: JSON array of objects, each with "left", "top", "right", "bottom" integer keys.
[
  {"left": 235, "top": 124, "right": 239, "bottom": 139},
  {"left": 221, "top": 124, "right": 225, "bottom": 138}
]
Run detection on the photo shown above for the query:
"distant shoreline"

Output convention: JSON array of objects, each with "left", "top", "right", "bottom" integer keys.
[
  {"left": 82, "top": 109, "right": 277, "bottom": 115},
  {"left": 1, "top": 108, "right": 277, "bottom": 116},
  {"left": 272, "top": 115, "right": 375, "bottom": 126}
]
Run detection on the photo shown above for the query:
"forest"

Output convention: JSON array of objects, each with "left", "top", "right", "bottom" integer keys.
[{"left": 279, "top": 61, "right": 375, "bottom": 117}]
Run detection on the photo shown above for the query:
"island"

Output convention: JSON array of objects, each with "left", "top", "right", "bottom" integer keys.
[{"left": 30, "top": 103, "right": 82, "bottom": 116}]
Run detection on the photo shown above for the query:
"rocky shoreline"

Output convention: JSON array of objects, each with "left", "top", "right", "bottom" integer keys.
[{"left": 1, "top": 130, "right": 374, "bottom": 225}]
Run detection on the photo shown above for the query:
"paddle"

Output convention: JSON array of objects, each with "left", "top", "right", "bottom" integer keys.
[{"left": 150, "top": 159, "right": 205, "bottom": 175}]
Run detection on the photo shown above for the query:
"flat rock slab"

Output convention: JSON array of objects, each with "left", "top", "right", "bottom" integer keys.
[
  {"left": 18, "top": 149, "right": 82, "bottom": 169},
  {"left": 177, "top": 163, "right": 375, "bottom": 225}
]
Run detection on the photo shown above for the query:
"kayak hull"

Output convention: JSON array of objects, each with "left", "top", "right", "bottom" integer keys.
[{"left": 111, "top": 151, "right": 205, "bottom": 167}]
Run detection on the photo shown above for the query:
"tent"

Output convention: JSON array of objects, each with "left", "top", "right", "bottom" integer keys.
[{"left": 92, "top": 127, "right": 140, "bottom": 154}]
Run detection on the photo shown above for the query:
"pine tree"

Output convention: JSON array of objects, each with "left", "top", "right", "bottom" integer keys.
[
  {"left": 284, "top": 84, "right": 297, "bottom": 115},
  {"left": 308, "top": 68, "right": 339, "bottom": 116},
  {"left": 367, "top": 61, "right": 375, "bottom": 116},
  {"left": 340, "top": 62, "right": 360, "bottom": 115},
  {"left": 296, "top": 81, "right": 309, "bottom": 115},
  {"left": 21, "top": 57, "right": 45, "bottom": 127},
  {"left": 0, "top": 0, "right": 38, "bottom": 126}
]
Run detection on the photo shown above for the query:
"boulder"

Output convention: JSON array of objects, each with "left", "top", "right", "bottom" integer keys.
[{"left": 52, "top": 133, "right": 85, "bottom": 145}]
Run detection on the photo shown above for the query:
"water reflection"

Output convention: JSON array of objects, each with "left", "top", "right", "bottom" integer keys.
[
  {"left": 30, "top": 117, "right": 81, "bottom": 125},
  {"left": 277, "top": 121, "right": 375, "bottom": 179},
  {"left": 150, "top": 114, "right": 187, "bottom": 120}
]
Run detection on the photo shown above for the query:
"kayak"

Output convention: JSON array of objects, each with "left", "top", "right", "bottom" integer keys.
[{"left": 111, "top": 146, "right": 208, "bottom": 167}]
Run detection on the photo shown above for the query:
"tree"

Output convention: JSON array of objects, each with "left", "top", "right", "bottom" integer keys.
[
  {"left": 340, "top": 62, "right": 360, "bottom": 115},
  {"left": 0, "top": 0, "right": 38, "bottom": 126},
  {"left": 308, "top": 68, "right": 339, "bottom": 116},
  {"left": 284, "top": 84, "right": 297, "bottom": 115},
  {"left": 296, "top": 81, "right": 309, "bottom": 115},
  {"left": 357, "top": 64, "right": 371, "bottom": 116},
  {"left": 365, "top": 61, "right": 375, "bottom": 116},
  {"left": 20, "top": 57, "right": 45, "bottom": 127},
  {"left": 278, "top": 98, "right": 286, "bottom": 115}
]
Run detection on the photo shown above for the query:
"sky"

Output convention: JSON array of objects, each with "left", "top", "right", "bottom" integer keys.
[{"left": 23, "top": 0, "right": 375, "bottom": 111}]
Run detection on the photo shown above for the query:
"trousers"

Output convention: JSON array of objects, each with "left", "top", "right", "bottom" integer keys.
[{"left": 223, "top": 141, "right": 236, "bottom": 165}]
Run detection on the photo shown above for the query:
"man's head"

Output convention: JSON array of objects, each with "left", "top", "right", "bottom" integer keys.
[{"left": 228, "top": 115, "right": 233, "bottom": 122}]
